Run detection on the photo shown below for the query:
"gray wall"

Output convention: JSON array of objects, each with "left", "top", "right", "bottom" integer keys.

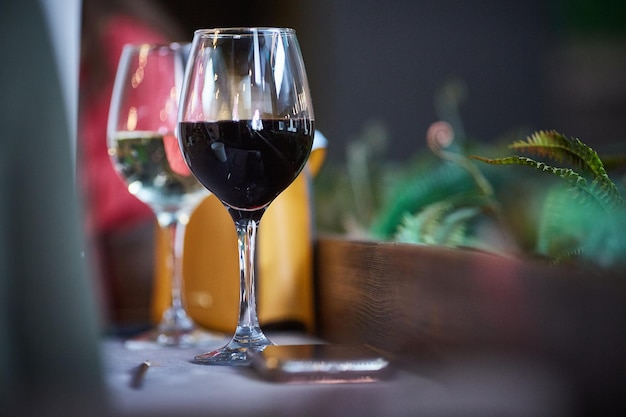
[{"left": 162, "top": 0, "right": 625, "bottom": 162}]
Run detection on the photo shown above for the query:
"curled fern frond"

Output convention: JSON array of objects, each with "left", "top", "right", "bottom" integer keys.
[{"left": 427, "top": 121, "right": 494, "bottom": 197}]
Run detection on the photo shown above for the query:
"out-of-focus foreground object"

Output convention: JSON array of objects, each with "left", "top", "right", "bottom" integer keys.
[{"left": 1, "top": 0, "right": 107, "bottom": 414}]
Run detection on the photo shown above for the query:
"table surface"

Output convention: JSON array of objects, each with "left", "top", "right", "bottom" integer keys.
[{"left": 102, "top": 332, "right": 572, "bottom": 417}]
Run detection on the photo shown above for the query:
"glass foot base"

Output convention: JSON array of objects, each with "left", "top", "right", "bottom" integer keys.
[
  {"left": 124, "top": 327, "right": 224, "bottom": 350},
  {"left": 194, "top": 328, "right": 273, "bottom": 365},
  {"left": 193, "top": 346, "right": 251, "bottom": 365}
]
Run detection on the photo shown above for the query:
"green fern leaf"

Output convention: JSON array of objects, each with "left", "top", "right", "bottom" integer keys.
[
  {"left": 370, "top": 163, "right": 476, "bottom": 239},
  {"left": 470, "top": 154, "right": 623, "bottom": 211},
  {"left": 394, "top": 201, "right": 451, "bottom": 245},
  {"left": 536, "top": 184, "right": 626, "bottom": 267},
  {"left": 435, "top": 206, "right": 481, "bottom": 246},
  {"left": 536, "top": 186, "right": 587, "bottom": 260},
  {"left": 419, "top": 201, "right": 454, "bottom": 244},
  {"left": 508, "top": 130, "right": 623, "bottom": 207},
  {"left": 393, "top": 193, "right": 490, "bottom": 247},
  {"left": 510, "top": 130, "right": 585, "bottom": 167},
  {"left": 394, "top": 201, "right": 474, "bottom": 247},
  {"left": 470, "top": 155, "right": 588, "bottom": 186},
  {"left": 588, "top": 178, "right": 624, "bottom": 210}
]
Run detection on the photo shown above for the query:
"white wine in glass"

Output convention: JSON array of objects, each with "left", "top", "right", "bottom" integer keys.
[{"left": 107, "top": 42, "right": 215, "bottom": 349}]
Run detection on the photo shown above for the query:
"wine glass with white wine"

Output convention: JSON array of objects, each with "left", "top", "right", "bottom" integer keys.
[{"left": 107, "top": 42, "right": 216, "bottom": 349}]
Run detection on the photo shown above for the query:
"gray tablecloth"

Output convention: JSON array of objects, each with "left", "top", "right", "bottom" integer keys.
[{"left": 102, "top": 332, "right": 571, "bottom": 417}]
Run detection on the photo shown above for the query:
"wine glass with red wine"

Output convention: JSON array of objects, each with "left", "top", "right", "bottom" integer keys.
[
  {"left": 107, "top": 43, "right": 215, "bottom": 349},
  {"left": 177, "top": 28, "right": 315, "bottom": 365}
]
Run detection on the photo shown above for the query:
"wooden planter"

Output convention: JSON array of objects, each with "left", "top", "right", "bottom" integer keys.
[{"left": 314, "top": 236, "right": 626, "bottom": 412}]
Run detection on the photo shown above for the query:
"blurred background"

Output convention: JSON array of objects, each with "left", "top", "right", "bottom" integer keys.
[
  {"left": 155, "top": 0, "right": 626, "bottom": 162},
  {"left": 77, "top": 0, "right": 626, "bottom": 330}
]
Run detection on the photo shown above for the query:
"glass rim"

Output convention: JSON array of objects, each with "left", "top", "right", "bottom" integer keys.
[
  {"left": 193, "top": 27, "right": 296, "bottom": 37},
  {"left": 121, "top": 41, "right": 190, "bottom": 53}
]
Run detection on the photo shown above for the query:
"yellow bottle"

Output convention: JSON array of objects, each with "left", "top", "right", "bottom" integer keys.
[{"left": 152, "top": 132, "right": 327, "bottom": 334}]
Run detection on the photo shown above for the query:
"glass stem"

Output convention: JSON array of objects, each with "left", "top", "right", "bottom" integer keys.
[
  {"left": 170, "top": 218, "right": 185, "bottom": 314},
  {"left": 157, "top": 212, "right": 193, "bottom": 332},
  {"left": 233, "top": 218, "right": 265, "bottom": 344}
]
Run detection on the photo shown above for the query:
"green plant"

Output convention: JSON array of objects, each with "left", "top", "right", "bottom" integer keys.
[
  {"left": 470, "top": 130, "right": 626, "bottom": 267},
  {"left": 471, "top": 130, "right": 623, "bottom": 210},
  {"left": 313, "top": 82, "right": 626, "bottom": 270}
]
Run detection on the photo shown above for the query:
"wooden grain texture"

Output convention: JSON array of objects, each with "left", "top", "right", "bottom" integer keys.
[
  {"left": 317, "top": 237, "right": 566, "bottom": 351},
  {"left": 314, "top": 236, "right": 626, "bottom": 412}
]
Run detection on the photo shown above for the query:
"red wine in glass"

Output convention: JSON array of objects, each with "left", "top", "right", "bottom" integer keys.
[
  {"left": 178, "top": 28, "right": 316, "bottom": 365},
  {"left": 178, "top": 119, "right": 314, "bottom": 216}
]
